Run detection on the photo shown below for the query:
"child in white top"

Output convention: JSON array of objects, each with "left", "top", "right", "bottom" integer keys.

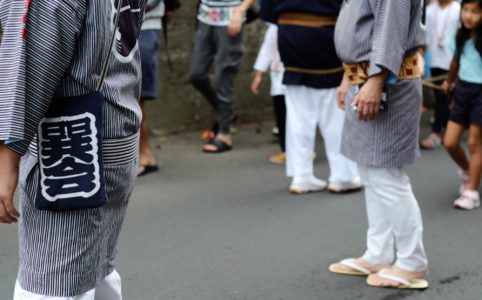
[
  {"left": 421, "top": 0, "right": 460, "bottom": 149},
  {"left": 251, "top": 23, "right": 287, "bottom": 164}
]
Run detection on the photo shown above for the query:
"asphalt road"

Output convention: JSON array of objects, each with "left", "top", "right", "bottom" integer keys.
[{"left": 1, "top": 118, "right": 482, "bottom": 300}]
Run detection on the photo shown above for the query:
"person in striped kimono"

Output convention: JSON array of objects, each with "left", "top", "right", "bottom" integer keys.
[
  {"left": 0, "top": 0, "right": 147, "bottom": 298},
  {"left": 329, "top": 0, "right": 429, "bottom": 289}
]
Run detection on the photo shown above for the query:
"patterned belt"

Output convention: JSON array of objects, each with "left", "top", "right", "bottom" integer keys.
[
  {"left": 29, "top": 133, "right": 139, "bottom": 166},
  {"left": 343, "top": 53, "right": 421, "bottom": 85},
  {"left": 278, "top": 12, "right": 337, "bottom": 28}
]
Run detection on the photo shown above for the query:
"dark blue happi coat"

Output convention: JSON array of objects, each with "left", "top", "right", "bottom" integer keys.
[{"left": 260, "top": 0, "right": 343, "bottom": 89}]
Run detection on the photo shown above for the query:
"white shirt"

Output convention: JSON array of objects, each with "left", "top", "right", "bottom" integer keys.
[
  {"left": 426, "top": 1, "right": 460, "bottom": 70},
  {"left": 142, "top": 0, "right": 165, "bottom": 30},
  {"left": 253, "top": 24, "right": 286, "bottom": 96},
  {"left": 197, "top": 0, "right": 242, "bottom": 26}
]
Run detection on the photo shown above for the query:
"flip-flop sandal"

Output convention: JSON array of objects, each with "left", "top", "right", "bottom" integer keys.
[
  {"left": 329, "top": 258, "right": 372, "bottom": 276},
  {"left": 202, "top": 138, "right": 232, "bottom": 153},
  {"left": 366, "top": 269, "right": 429, "bottom": 290},
  {"left": 138, "top": 164, "right": 159, "bottom": 177}
]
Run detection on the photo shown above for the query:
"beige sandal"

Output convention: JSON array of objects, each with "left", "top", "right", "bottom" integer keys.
[
  {"left": 366, "top": 268, "right": 429, "bottom": 289},
  {"left": 329, "top": 258, "right": 372, "bottom": 276}
]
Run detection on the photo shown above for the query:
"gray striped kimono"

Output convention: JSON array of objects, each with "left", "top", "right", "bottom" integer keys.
[
  {"left": 334, "top": 0, "right": 426, "bottom": 168},
  {"left": 0, "top": 0, "right": 147, "bottom": 296}
]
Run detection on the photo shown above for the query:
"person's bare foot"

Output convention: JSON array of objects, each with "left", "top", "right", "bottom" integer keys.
[
  {"left": 138, "top": 149, "right": 157, "bottom": 175},
  {"left": 329, "top": 257, "right": 391, "bottom": 275},
  {"left": 367, "top": 265, "right": 427, "bottom": 288}
]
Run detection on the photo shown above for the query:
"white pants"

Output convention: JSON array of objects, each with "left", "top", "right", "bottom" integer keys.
[
  {"left": 285, "top": 85, "right": 358, "bottom": 183},
  {"left": 14, "top": 270, "right": 122, "bottom": 300},
  {"left": 359, "top": 165, "right": 428, "bottom": 272}
]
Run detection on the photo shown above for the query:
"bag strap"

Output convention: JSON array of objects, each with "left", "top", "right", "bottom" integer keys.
[{"left": 96, "top": 0, "right": 123, "bottom": 91}]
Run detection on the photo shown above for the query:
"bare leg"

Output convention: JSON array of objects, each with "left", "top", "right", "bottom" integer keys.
[
  {"left": 467, "top": 125, "right": 482, "bottom": 190},
  {"left": 138, "top": 99, "right": 157, "bottom": 174},
  {"left": 443, "top": 121, "right": 469, "bottom": 171}
]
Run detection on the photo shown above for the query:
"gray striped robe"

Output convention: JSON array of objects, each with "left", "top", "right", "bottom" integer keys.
[
  {"left": 0, "top": 0, "right": 147, "bottom": 296},
  {"left": 334, "top": 0, "right": 426, "bottom": 168}
]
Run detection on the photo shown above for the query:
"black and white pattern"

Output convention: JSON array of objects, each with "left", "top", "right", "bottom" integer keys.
[
  {"left": 341, "top": 81, "right": 423, "bottom": 168},
  {"left": 0, "top": 0, "right": 27, "bottom": 141},
  {"left": 0, "top": 0, "right": 146, "bottom": 296},
  {"left": 39, "top": 113, "right": 101, "bottom": 201},
  {"left": 334, "top": 0, "right": 426, "bottom": 168}
]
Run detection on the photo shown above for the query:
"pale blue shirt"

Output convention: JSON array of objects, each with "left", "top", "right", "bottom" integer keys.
[
  {"left": 446, "top": 33, "right": 482, "bottom": 84},
  {"left": 6, "top": 138, "right": 20, "bottom": 144},
  {"left": 1, "top": 138, "right": 20, "bottom": 144}
]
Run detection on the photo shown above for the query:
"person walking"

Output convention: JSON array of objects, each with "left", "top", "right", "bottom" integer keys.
[
  {"left": 329, "top": 0, "right": 429, "bottom": 289},
  {"left": 443, "top": 0, "right": 482, "bottom": 210},
  {"left": 260, "top": 0, "right": 362, "bottom": 195},
  {"left": 190, "top": 0, "right": 256, "bottom": 153},
  {"left": 138, "top": 0, "right": 165, "bottom": 176},
  {"left": 137, "top": 0, "right": 180, "bottom": 176},
  {"left": 0, "top": 0, "right": 146, "bottom": 298}
]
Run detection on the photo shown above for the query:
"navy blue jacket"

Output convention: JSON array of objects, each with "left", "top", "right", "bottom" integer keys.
[{"left": 260, "top": 0, "right": 343, "bottom": 89}]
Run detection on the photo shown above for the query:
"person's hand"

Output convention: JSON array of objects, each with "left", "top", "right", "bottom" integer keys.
[
  {"left": 442, "top": 80, "right": 455, "bottom": 95},
  {"left": 228, "top": 8, "right": 243, "bottom": 36},
  {"left": 251, "top": 72, "right": 263, "bottom": 95},
  {"left": 0, "top": 143, "right": 21, "bottom": 224},
  {"left": 351, "top": 73, "right": 386, "bottom": 121},
  {"left": 164, "top": 11, "right": 173, "bottom": 23},
  {"left": 336, "top": 72, "right": 350, "bottom": 110}
]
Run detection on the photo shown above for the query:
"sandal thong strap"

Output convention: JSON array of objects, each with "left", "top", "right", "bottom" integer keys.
[
  {"left": 378, "top": 269, "right": 411, "bottom": 286},
  {"left": 203, "top": 138, "right": 232, "bottom": 153},
  {"left": 212, "top": 138, "right": 231, "bottom": 148},
  {"left": 340, "top": 258, "right": 371, "bottom": 275}
]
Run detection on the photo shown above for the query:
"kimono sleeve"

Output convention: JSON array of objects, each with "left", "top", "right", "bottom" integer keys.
[
  {"left": 0, "top": 0, "right": 27, "bottom": 144},
  {"left": 5, "top": 1, "right": 86, "bottom": 156},
  {"left": 368, "top": 0, "right": 412, "bottom": 77}
]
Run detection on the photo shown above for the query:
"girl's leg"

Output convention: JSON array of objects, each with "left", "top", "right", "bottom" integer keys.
[
  {"left": 467, "top": 125, "right": 482, "bottom": 190},
  {"left": 272, "top": 95, "right": 286, "bottom": 152},
  {"left": 443, "top": 121, "right": 469, "bottom": 171},
  {"left": 453, "top": 125, "right": 482, "bottom": 209}
]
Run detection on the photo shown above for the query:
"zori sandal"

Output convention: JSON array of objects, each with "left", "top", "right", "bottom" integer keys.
[
  {"left": 366, "top": 269, "right": 429, "bottom": 290},
  {"left": 329, "top": 258, "right": 372, "bottom": 276}
]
